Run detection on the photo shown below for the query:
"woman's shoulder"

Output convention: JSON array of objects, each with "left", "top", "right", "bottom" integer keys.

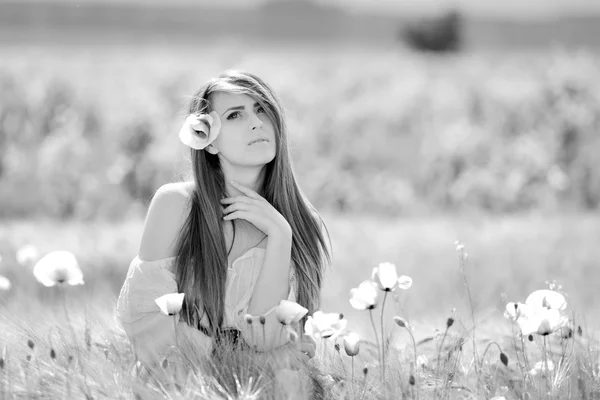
[
  {"left": 156, "top": 181, "right": 195, "bottom": 200},
  {"left": 138, "top": 181, "right": 195, "bottom": 261}
]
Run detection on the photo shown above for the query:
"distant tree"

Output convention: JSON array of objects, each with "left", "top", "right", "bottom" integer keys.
[{"left": 400, "top": 10, "right": 464, "bottom": 53}]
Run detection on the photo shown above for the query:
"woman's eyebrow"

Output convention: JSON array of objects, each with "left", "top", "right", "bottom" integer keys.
[{"left": 222, "top": 102, "right": 260, "bottom": 116}]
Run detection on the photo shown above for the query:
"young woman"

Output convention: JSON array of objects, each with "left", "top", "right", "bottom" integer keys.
[{"left": 116, "top": 70, "right": 331, "bottom": 380}]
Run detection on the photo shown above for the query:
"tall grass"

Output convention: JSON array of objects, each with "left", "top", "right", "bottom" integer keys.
[{"left": 1, "top": 214, "right": 599, "bottom": 398}]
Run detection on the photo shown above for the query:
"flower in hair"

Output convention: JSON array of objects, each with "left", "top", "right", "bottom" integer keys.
[{"left": 178, "top": 111, "right": 222, "bottom": 150}]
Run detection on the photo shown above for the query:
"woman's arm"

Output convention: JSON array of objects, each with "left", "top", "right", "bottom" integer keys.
[
  {"left": 245, "top": 229, "right": 292, "bottom": 316},
  {"left": 117, "top": 183, "right": 213, "bottom": 378},
  {"left": 139, "top": 182, "right": 191, "bottom": 261}
]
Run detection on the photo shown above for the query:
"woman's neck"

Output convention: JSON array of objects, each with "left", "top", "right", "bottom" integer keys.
[{"left": 223, "top": 165, "right": 267, "bottom": 197}]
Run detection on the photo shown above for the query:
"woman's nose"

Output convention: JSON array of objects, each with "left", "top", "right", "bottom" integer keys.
[{"left": 250, "top": 113, "right": 263, "bottom": 130}]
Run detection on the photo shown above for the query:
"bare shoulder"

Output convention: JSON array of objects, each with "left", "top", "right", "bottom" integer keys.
[{"left": 138, "top": 181, "right": 195, "bottom": 261}]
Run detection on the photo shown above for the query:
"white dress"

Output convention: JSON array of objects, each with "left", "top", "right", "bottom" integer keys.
[{"left": 115, "top": 246, "right": 297, "bottom": 371}]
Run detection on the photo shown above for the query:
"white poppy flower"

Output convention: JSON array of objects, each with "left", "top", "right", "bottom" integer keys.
[
  {"left": 304, "top": 311, "right": 348, "bottom": 340},
  {"left": 0, "top": 275, "right": 11, "bottom": 291},
  {"left": 343, "top": 332, "right": 360, "bottom": 356},
  {"left": 155, "top": 293, "right": 185, "bottom": 316},
  {"left": 371, "top": 262, "right": 398, "bottom": 291},
  {"left": 397, "top": 275, "right": 413, "bottom": 290},
  {"left": 504, "top": 301, "right": 568, "bottom": 336},
  {"left": 16, "top": 244, "right": 40, "bottom": 267},
  {"left": 275, "top": 300, "right": 308, "bottom": 326},
  {"left": 33, "top": 251, "right": 84, "bottom": 287},
  {"left": 525, "top": 289, "right": 567, "bottom": 311},
  {"left": 349, "top": 280, "right": 379, "bottom": 310},
  {"left": 178, "top": 111, "right": 222, "bottom": 150}
]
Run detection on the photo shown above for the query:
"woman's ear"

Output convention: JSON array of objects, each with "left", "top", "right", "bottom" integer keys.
[{"left": 205, "top": 144, "right": 219, "bottom": 155}]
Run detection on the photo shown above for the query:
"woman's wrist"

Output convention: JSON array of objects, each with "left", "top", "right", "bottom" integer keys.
[{"left": 267, "top": 222, "right": 292, "bottom": 241}]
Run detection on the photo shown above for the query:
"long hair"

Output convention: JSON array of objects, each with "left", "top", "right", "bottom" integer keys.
[{"left": 173, "top": 70, "right": 331, "bottom": 337}]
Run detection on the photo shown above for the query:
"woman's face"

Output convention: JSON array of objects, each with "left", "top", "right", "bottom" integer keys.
[{"left": 207, "top": 92, "right": 277, "bottom": 168}]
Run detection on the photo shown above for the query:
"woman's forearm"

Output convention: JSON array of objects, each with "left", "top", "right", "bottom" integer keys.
[{"left": 246, "top": 232, "right": 292, "bottom": 316}]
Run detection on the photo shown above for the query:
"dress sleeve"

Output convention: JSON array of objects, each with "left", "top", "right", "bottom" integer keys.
[
  {"left": 233, "top": 265, "right": 298, "bottom": 352},
  {"left": 115, "top": 256, "right": 213, "bottom": 373}
]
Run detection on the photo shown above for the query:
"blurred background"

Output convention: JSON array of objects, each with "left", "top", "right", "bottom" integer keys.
[{"left": 1, "top": 0, "right": 599, "bottom": 338}]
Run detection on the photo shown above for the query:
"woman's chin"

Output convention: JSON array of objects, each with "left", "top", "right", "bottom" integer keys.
[
  {"left": 246, "top": 150, "right": 276, "bottom": 166},
  {"left": 235, "top": 157, "right": 274, "bottom": 168}
]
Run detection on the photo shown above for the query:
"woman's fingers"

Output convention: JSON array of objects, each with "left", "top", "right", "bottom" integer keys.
[
  {"left": 296, "top": 341, "right": 316, "bottom": 358},
  {"left": 220, "top": 196, "right": 253, "bottom": 205},
  {"left": 223, "top": 210, "right": 252, "bottom": 222},
  {"left": 222, "top": 201, "right": 251, "bottom": 215}
]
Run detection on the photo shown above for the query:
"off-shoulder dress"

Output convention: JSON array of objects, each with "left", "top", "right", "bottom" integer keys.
[{"left": 115, "top": 244, "right": 297, "bottom": 372}]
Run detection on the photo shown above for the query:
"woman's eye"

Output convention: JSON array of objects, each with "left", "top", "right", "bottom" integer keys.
[
  {"left": 227, "top": 112, "right": 240, "bottom": 120},
  {"left": 257, "top": 106, "right": 266, "bottom": 114}
]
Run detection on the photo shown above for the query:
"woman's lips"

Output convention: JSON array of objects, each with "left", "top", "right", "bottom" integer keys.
[{"left": 249, "top": 138, "right": 269, "bottom": 145}]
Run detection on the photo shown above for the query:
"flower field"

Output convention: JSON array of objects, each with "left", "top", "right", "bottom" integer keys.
[
  {"left": 1, "top": 40, "right": 600, "bottom": 398},
  {"left": 1, "top": 213, "right": 599, "bottom": 399}
]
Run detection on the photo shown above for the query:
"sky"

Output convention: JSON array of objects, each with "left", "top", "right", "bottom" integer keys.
[
  {"left": 318, "top": 0, "right": 600, "bottom": 19},
  {"left": 7, "top": 0, "right": 600, "bottom": 20}
]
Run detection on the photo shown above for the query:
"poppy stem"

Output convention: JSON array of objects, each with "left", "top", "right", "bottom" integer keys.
[
  {"left": 520, "top": 331, "right": 532, "bottom": 383},
  {"left": 59, "top": 285, "right": 79, "bottom": 364},
  {"left": 542, "top": 336, "right": 550, "bottom": 394},
  {"left": 336, "top": 339, "right": 347, "bottom": 376},
  {"left": 380, "top": 291, "right": 388, "bottom": 384},
  {"left": 173, "top": 314, "right": 179, "bottom": 349},
  {"left": 351, "top": 356, "right": 355, "bottom": 398},
  {"left": 404, "top": 326, "right": 419, "bottom": 400},
  {"left": 368, "top": 309, "right": 382, "bottom": 390}
]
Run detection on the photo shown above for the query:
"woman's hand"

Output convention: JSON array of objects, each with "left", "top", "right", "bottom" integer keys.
[
  {"left": 297, "top": 334, "right": 317, "bottom": 359},
  {"left": 221, "top": 181, "right": 292, "bottom": 238},
  {"left": 271, "top": 335, "right": 316, "bottom": 370}
]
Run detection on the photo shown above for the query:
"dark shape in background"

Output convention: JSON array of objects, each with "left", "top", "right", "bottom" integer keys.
[
  {"left": 0, "top": 1, "right": 600, "bottom": 49},
  {"left": 400, "top": 10, "right": 464, "bottom": 53}
]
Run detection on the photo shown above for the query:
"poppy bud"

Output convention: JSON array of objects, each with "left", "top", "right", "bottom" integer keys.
[
  {"left": 394, "top": 316, "right": 407, "bottom": 328},
  {"left": 50, "top": 349, "right": 56, "bottom": 359},
  {"left": 446, "top": 318, "right": 454, "bottom": 328},
  {"left": 343, "top": 332, "right": 360, "bottom": 357},
  {"left": 500, "top": 353, "right": 508, "bottom": 366},
  {"left": 245, "top": 314, "right": 253, "bottom": 325},
  {"left": 27, "top": 339, "right": 35, "bottom": 350},
  {"left": 363, "top": 366, "right": 368, "bottom": 376},
  {"left": 259, "top": 316, "right": 266, "bottom": 325},
  {"left": 409, "top": 375, "right": 415, "bottom": 385}
]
